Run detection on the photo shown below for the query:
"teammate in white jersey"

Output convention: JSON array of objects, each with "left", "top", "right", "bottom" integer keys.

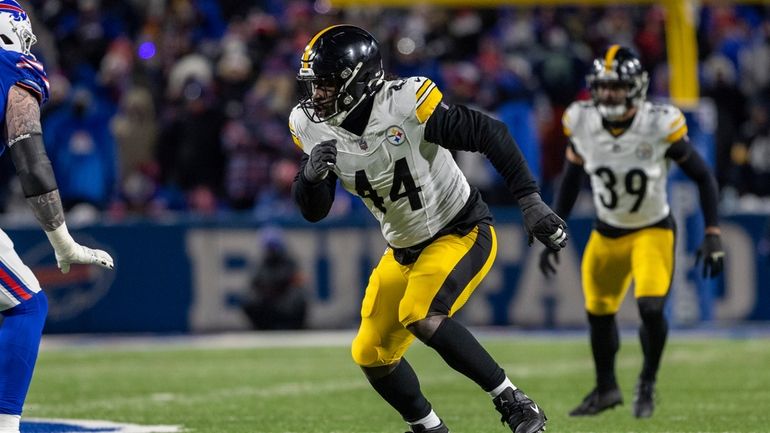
[
  {"left": 290, "top": 25, "right": 566, "bottom": 433},
  {"left": 0, "top": 4, "right": 114, "bottom": 432},
  {"left": 539, "top": 45, "right": 724, "bottom": 419}
]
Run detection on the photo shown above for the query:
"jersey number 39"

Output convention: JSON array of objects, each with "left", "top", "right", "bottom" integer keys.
[
  {"left": 355, "top": 157, "right": 422, "bottom": 213},
  {"left": 595, "top": 166, "right": 648, "bottom": 212}
]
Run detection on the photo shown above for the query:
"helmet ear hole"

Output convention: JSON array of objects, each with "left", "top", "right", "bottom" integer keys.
[{"left": 0, "top": 34, "right": 12, "bottom": 45}]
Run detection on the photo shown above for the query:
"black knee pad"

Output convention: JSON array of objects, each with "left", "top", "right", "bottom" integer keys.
[
  {"left": 406, "top": 314, "right": 447, "bottom": 343},
  {"left": 362, "top": 363, "right": 400, "bottom": 381}
]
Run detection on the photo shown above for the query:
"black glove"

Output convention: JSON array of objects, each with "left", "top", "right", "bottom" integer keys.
[
  {"left": 695, "top": 233, "right": 725, "bottom": 278},
  {"left": 539, "top": 248, "right": 560, "bottom": 278},
  {"left": 303, "top": 139, "right": 337, "bottom": 183},
  {"left": 519, "top": 192, "right": 568, "bottom": 250}
]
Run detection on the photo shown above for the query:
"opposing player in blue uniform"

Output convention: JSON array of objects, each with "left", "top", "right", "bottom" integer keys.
[{"left": 0, "top": 3, "right": 114, "bottom": 432}]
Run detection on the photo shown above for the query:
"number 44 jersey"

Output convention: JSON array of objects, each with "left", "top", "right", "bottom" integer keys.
[
  {"left": 563, "top": 100, "right": 688, "bottom": 229},
  {"left": 289, "top": 77, "right": 470, "bottom": 248}
]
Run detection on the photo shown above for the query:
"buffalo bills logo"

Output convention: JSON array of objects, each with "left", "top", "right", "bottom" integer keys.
[
  {"left": 0, "top": 0, "right": 28, "bottom": 20},
  {"left": 386, "top": 126, "right": 406, "bottom": 146}
]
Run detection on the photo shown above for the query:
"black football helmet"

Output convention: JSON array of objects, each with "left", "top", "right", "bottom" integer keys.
[
  {"left": 297, "top": 25, "right": 384, "bottom": 123},
  {"left": 587, "top": 45, "right": 649, "bottom": 120}
]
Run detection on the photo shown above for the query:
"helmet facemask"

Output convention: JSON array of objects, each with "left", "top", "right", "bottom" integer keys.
[{"left": 298, "top": 62, "right": 367, "bottom": 124}]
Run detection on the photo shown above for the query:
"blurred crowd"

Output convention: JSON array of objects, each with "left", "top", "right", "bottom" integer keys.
[{"left": 1, "top": 1, "right": 769, "bottom": 222}]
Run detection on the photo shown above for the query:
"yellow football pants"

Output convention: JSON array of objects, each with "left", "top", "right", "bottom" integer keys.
[
  {"left": 351, "top": 224, "right": 497, "bottom": 367},
  {"left": 581, "top": 227, "right": 675, "bottom": 315}
]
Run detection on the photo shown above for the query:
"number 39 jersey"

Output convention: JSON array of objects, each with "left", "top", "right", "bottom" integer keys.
[
  {"left": 562, "top": 100, "right": 688, "bottom": 229},
  {"left": 289, "top": 77, "right": 471, "bottom": 248}
]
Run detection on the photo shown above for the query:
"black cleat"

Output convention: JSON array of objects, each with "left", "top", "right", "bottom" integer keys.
[
  {"left": 633, "top": 380, "right": 655, "bottom": 418},
  {"left": 493, "top": 387, "right": 547, "bottom": 433},
  {"left": 568, "top": 387, "right": 623, "bottom": 416},
  {"left": 407, "top": 421, "right": 449, "bottom": 433}
]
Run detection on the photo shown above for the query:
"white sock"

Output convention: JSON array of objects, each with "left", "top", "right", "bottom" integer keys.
[
  {"left": 488, "top": 377, "right": 517, "bottom": 398},
  {"left": 409, "top": 409, "right": 441, "bottom": 429},
  {"left": 0, "top": 414, "right": 20, "bottom": 433}
]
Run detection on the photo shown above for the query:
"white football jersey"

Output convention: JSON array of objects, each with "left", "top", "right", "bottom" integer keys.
[
  {"left": 563, "top": 100, "right": 688, "bottom": 229},
  {"left": 0, "top": 229, "right": 42, "bottom": 311},
  {"left": 289, "top": 77, "right": 471, "bottom": 248}
]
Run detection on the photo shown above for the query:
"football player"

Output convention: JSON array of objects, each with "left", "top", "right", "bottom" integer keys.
[
  {"left": 290, "top": 25, "right": 566, "bottom": 433},
  {"left": 0, "top": 3, "right": 114, "bottom": 432},
  {"left": 539, "top": 45, "right": 724, "bottom": 418}
]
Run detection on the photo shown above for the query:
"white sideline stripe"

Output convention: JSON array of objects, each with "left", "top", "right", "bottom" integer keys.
[
  {"left": 23, "top": 418, "right": 181, "bottom": 432},
  {"left": 40, "top": 327, "right": 770, "bottom": 353},
  {"left": 40, "top": 330, "right": 357, "bottom": 352}
]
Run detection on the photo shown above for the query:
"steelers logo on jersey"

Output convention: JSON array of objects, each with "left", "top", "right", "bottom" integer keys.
[
  {"left": 386, "top": 126, "right": 406, "bottom": 146},
  {"left": 636, "top": 142, "right": 653, "bottom": 160}
]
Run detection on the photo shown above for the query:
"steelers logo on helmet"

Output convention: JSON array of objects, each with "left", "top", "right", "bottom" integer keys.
[
  {"left": 587, "top": 45, "right": 649, "bottom": 121},
  {"left": 297, "top": 25, "right": 385, "bottom": 124}
]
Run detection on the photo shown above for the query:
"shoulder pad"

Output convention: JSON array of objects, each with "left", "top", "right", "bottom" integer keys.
[
  {"left": 562, "top": 102, "right": 586, "bottom": 137},
  {"left": 0, "top": 51, "right": 49, "bottom": 104},
  {"left": 649, "top": 103, "right": 687, "bottom": 143}
]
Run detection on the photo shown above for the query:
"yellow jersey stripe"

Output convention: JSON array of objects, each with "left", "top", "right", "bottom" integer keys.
[
  {"left": 291, "top": 133, "right": 303, "bottom": 150},
  {"left": 604, "top": 44, "right": 621, "bottom": 71},
  {"left": 562, "top": 113, "right": 571, "bottom": 136},
  {"left": 288, "top": 120, "right": 303, "bottom": 149},
  {"left": 416, "top": 82, "right": 436, "bottom": 107},
  {"left": 669, "top": 119, "right": 686, "bottom": 135},
  {"left": 415, "top": 79, "right": 433, "bottom": 100},
  {"left": 668, "top": 113, "right": 685, "bottom": 129},
  {"left": 302, "top": 24, "right": 345, "bottom": 64},
  {"left": 666, "top": 124, "right": 688, "bottom": 143},
  {"left": 416, "top": 87, "right": 443, "bottom": 123}
]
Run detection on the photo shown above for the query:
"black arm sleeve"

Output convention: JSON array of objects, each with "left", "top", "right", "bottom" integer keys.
[
  {"left": 424, "top": 103, "right": 539, "bottom": 200},
  {"left": 553, "top": 159, "right": 585, "bottom": 220},
  {"left": 666, "top": 139, "right": 719, "bottom": 227},
  {"left": 8, "top": 133, "right": 58, "bottom": 197},
  {"left": 291, "top": 153, "right": 337, "bottom": 222}
]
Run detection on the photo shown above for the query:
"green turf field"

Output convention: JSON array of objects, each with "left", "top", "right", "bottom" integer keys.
[{"left": 26, "top": 335, "right": 770, "bottom": 433}]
